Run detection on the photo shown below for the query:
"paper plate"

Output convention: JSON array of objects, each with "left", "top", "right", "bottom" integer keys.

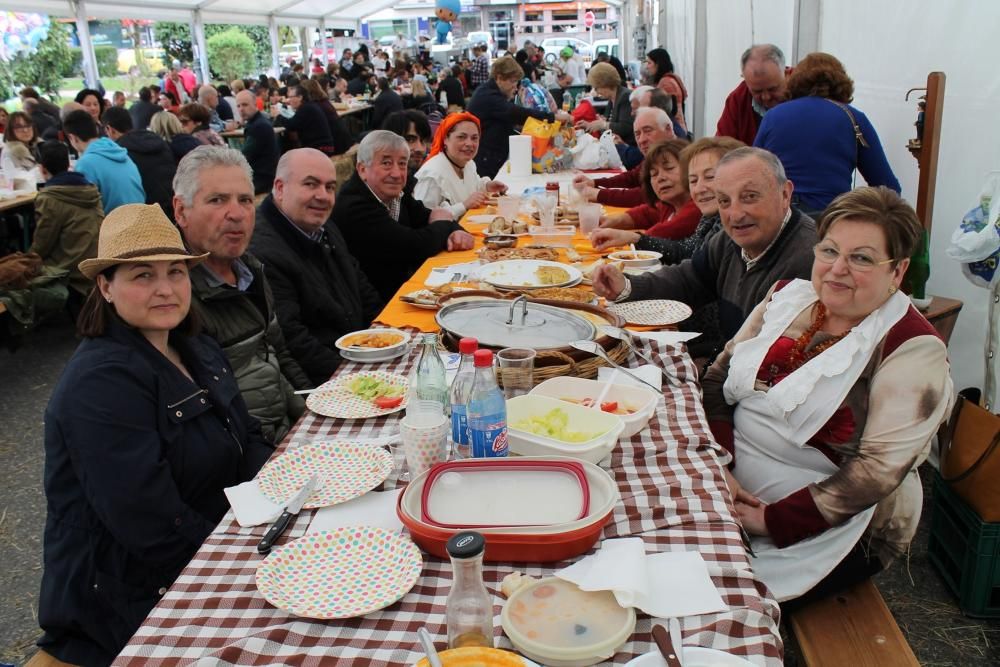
[
  {"left": 307, "top": 371, "right": 409, "bottom": 419},
  {"left": 256, "top": 440, "right": 393, "bottom": 509},
  {"left": 607, "top": 299, "right": 693, "bottom": 326},
  {"left": 479, "top": 259, "right": 583, "bottom": 290},
  {"left": 624, "top": 647, "right": 755, "bottom": 666},
  {"left": 256, "top": 527, "right": 422, "bottom": 619}
]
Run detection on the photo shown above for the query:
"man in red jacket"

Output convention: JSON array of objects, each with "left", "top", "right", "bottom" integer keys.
[
  {"left": 716, "top": 44, "right": 791, "bottom": 145},
  {"left": 572, "top": 106, "right": 676, "bottom": 207}
]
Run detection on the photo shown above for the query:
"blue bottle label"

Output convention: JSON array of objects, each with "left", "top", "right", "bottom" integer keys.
[
  {"left": 470, "top": 421, "right": 508, "bottom": 458},
  {"left": 451, "top": 406, "right": 469, "bottom": 444}
]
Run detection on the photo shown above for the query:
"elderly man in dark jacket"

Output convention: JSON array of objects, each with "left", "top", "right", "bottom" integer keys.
[
  {"left": 333, "top": 130, "right": 474, "bottom": 302},
  {"left": 234, "top": 89, "right": 278, "bottom": 194},
  {"left": 173, "top": 146, "right": 310, "bottom": 442},
  {"left": 250, "top": 148, "right": 385, "bottom": 385},
  {"left": 102, "top": 105, "right": 177, "bottom": 219}
]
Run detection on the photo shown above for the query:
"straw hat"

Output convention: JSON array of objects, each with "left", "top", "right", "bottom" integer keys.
[{"left": 79, "top": 203, "right": 208, "bottom": 279}]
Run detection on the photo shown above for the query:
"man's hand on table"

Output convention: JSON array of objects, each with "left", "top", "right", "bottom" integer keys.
[
  {"left": 573, "top": 174, "right": 596, "bottom": 190},
  {"left": 464, "top": 191, "right": 489, "bottom": 210},
  {"left": 447, "top": 230, "right": 475, "bottom": 251},
  {"left": 485, "top": 180, "right": 508, "bottom": 194},
  {"left": 591, "top": 264, "right": 627, "bottom": 300},
  {"left": 429, "top": 207, "right": 454, "bottom": 222},
  {"left": 724, "top": 468, "right": 768, "bottom": 536},
  {"left": 590, "top": 227, "right": 640, "bottom": 251}
]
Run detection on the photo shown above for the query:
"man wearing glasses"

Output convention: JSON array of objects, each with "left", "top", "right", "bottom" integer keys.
[{"left": 591, "top": 147, "right": 817, "bottom": 360}]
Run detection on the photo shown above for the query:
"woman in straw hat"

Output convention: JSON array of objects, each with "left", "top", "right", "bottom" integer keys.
[
  {"left": 413, "top": 111, "right": 508, "bottom": 219},
  {"left": 33, "top": 204, "right": 274, "bottom": 666}
]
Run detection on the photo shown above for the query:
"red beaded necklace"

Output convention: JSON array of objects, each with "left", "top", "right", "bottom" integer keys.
[{"left": 765, "top": 302, "right": 849, "bottom": 386}]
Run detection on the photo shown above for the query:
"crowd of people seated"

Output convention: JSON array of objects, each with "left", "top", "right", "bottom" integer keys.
[{"left": 0, "top": 39, "right": 953, "bottom": 667}]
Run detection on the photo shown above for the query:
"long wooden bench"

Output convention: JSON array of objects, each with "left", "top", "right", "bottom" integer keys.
[{"left": 787, "top": 579, "right": 920, "bottom": 666}]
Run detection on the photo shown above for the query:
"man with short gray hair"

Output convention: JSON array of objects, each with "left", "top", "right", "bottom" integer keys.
[
  {"left": 250, "top": 148, "right": 384, "bottom": 384},
  {"left": 174, "top": 145, "right": 310, "bottom": 442},
  {"left": 716, "top": 44, "right": 791, "bottom": 145},
  {"left": 592, "top": 147, "right": 816, "bottom": 359},
  {"left": 198, "top": 85, "right": 231, "bottom": 132},
  {"left": 334, "top": 130, "right": 474, "bottom": 300}
]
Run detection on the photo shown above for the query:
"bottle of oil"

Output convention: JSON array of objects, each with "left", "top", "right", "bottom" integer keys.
[{"left": 445, "top": 531, "right": 494, "bottom": 648}]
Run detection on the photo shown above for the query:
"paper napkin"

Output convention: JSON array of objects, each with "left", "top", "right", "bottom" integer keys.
[
  {"left": 630, "top": 330, "right": 702, "bottom": 346},
  {"left": 224, "top": 479, "right": 283, "bottom": 527},
  {"left": 425, "top": 261, "right": 483, "bottom": 287},
  {"left": 556, "top": 537, "right": 726, "bottom": 618},
  {"left": 598, "top": 364, "right": 663, "bottom": 391},
  {"left": 309, "top": 489, "right": 404, "bottom": 534}
]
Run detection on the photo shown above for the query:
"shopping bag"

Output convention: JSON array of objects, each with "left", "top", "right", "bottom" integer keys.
[
  {"left": 947, "top": 172, "right": 1000, "bottom": 288},
  {"left": 598, "top": 130, "right": 623, "bottom": 170},
  {"left": 522, "top": 117, "right": 572, "bottom": 173}
]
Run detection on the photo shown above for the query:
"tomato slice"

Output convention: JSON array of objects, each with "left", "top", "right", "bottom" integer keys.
[
  {"left": 374, "top": 395, "right": 404, "bottom": 409},
  {"left": 600, "top": 401, "right": 618, "bottom": 413}
]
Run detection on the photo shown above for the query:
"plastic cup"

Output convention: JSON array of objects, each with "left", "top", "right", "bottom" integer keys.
[
  {"left": 400, "top": 411, "right": 450, "bottom": 477},
  {"left": 496, "top": 348, "right": 536, "bottom": 399},
  {"left": 578, "top": 203, "right": 601, "bottom": 234},
  {"left": 497, "top": 195, "right": 520, "bottom": 221}
]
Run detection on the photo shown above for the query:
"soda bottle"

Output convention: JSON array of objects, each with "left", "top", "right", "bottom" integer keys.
[
  {"left": 449, "top": 337, "right": 478, "bottom": 459},
  {"left": 413, "top": 333, "right": 449, "bottom": 413},
  {"left": 445, "top": 531, "right": 494, "bottom": 649},
  {"left": 466, "top": 349, "right": 508, "bottom": 458}
]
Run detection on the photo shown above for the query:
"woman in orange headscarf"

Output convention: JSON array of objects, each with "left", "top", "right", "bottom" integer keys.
[{"left": 413, "top": 111, "right": 509, "bottom": 218}]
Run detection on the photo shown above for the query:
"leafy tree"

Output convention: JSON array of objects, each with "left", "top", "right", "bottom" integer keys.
[
  {"left": 154, "top": 22, "right": 274, "bottom": 78},
  {"left": 153, "top": 21, "right": 193, "bottom": 67},
  {"left": 206, "top": 28, "right": 255, "bottom": 82},
  {"left": 11, "top": 20, "right": 75, "bottom": 101}
]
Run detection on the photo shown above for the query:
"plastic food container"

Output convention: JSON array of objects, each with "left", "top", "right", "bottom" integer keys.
[
  {"left": 506, "top": 395, "right": 625, "bottom": 464},
  {"left": 397, "top": 457, "right": 620, "bottom": 562},
  {"left": 607, "top": 250, "right": 663, "bottom": 268},
  {"left": 528, "top": 376, "right": 658, "bottom": 438},
  {"left": 501, "top": 577, "right": 636, "bottom": 667},
  {"left": 414, "top": 647, "right": 540, "bottom": 666},
  {"left": 529, "top": 225, "right": 576, "bottom": 248},
  {"left": 420, "top": 460, "right": 590, "bottom": 528},
  {"left": 334, "top": 327, "right": 411, "bottom": 362}
]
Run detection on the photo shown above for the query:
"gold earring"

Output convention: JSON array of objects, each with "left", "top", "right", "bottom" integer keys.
[{"left": 888, "top": 285, "right": 897, "bottom": 295}]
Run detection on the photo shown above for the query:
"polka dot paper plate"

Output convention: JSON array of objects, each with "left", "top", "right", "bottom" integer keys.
[
  {"left": 256, "top": 527, "right": 422, "bottom": 619},
  {"left": 607, "top": 299, "right": 693, "bottom": 327},
  {"left": 256, "top": 441, "right": 393, "bottom": 509},
  {"left": 306, "top": 370, "right": 409, "bottom": 419}
]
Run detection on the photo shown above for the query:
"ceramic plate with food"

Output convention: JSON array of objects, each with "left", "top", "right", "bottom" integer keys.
[
  {"left": 399, "top": 289, "right": 440, "bottom": 309},
  {"left": 480, "top": 246, "right": 560, "bottom": 263},
  {"left": 479, "top": 259, "right": 582, "bottom": 290},
  {"left": 525, "top": 286, "right": 597, "bottom": 304},
  {"left": 335, "top": 328, "right": 411, "bottom": 363}
]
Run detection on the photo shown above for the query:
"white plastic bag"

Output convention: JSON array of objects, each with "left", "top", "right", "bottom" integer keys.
[
  {"left": 571, "top": 133, "right": 602, "bottom": 170},
  {"left": 948, "top": 172, "right": 1000, "bottom": 288},
  {"left": 599, "top": 130, "right": 623, "bottom": 170}
]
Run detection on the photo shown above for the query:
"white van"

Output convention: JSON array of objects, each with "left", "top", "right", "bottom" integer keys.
[
  {"left": 592, "top": 39, "right": 620, "bottom": 61},
  {"left": 467, "top": 31, "right": 497, "bottom": 56}
]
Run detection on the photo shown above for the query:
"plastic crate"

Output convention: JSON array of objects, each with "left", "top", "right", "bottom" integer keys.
[{"left": 927, "top": 473, "right": 1000, "bottom": 617}]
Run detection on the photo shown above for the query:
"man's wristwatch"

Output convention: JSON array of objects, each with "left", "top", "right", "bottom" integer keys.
[{"left": 614, "top": 277, "right": 632, "bottom": 302}]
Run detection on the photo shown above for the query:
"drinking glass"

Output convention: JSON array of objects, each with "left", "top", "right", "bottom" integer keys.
[
  {"left": 399, "top": 411, "right": 450, "bottom": 479},
  {"left": 578, "top": 203, "right": 601, "bottom": 234},
  {"left": 496, "top": 348, "right": 536, "bottom": 399},
  {"left": 535, "top": 194, "right": 557, "bottom": 228},
  {"left": 497, "top": 195, "right": 520, "bottom": 221}
]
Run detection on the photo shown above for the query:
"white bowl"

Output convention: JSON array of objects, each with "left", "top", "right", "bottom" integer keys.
[
  {"left": 608, "top": 250, "right": 663, "bottom": 268},
  {"left": 506, "top": 395, "right": 625, "bottom": 464},
  {"left": 528, "top": 376, "right": 658, "bottom": 438},
  {"left": 334, "top": 328, "right": 410, "bottom": 363}
]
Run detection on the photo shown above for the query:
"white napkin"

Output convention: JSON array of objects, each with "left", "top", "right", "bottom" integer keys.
[
  {"left": 309, "top": 489, "right": 404, "bottom": 534},
  {"left": 224, "top": 479, "right": 283, "bottom": 527},
  {"left": 598, "top": 364, "right": 663, "bottom": 391},
  {"left": 425, "top": 261, "right": 483, "bottom": 287},
  {"left": 556, "top": 537, "right": 726, "bottom": 618},
  {"left": 630, "top": 330, "right": 702, "bottom": 346}
]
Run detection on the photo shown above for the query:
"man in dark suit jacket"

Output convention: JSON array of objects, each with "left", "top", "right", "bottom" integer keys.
[
  {"left": 370, "top": 77, "right": 404, "bottom": 130},
  {"left": 234, "top": 90, "right": 278, "bottom": 193},
  {"left": 333, "top": 130, "right": 474, "bottom": 301},
  {"left": 129, "top": 86, "right": 160, "bottom": 130}
]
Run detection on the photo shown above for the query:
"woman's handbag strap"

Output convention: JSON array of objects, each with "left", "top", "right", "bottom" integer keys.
[{"left": 940, "top": 393, "right": 1000, "bottom": 484}]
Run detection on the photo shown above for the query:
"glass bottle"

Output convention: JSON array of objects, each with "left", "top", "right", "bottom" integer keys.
[
  {"left": 448, "top": 337, "right": 478, "bottom": 459},
  {"left": 445, "top": 531, "right": 494, "bottom": 649},
  {"left": 413, "top": 333, "right": 449, "bottom": 413}
]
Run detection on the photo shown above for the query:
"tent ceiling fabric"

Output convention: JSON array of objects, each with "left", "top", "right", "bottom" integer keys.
[{"left": 0, "top": 0, "right": 405, "bottom": 24}]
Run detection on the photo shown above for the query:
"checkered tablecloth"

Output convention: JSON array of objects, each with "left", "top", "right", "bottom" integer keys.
[{"left": 113, "top": 335, "right": 783, "bottom": 666}]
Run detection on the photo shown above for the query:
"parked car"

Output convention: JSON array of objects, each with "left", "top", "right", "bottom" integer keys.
[
  {"left": 592, "top": 39, "right": 620, "bottom": 61},
  {"left": 116, "top": 47, "right": 166, "bottom": 74},
  {"left": 280, "top": 43, "right": 303, "bottom": 64},
  {"left": 467, "top": 30, "right": 497, "bottom": 56},
  {"left": 540, "top": 37, "right": 593, "bottom": 65}
]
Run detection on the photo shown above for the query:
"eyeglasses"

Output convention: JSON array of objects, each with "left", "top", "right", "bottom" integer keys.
[
  {"left": 11, "top": 124, "right": 32, "bottom": 130},
  {"left": 813, "top": 243, "right": 894, "bottom": 272}
]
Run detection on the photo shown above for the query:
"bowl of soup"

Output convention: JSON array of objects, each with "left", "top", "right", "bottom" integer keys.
[{"left": 607, "top": 250, "right": 662, "bottom": 269}]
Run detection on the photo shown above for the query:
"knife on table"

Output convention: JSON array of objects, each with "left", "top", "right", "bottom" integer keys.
[{"left": 257, "top": 475, "right": 318, "bottom": 555}]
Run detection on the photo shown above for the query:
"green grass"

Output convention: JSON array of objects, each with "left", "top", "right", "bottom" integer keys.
[{"left": 60, "top": 75, "right": 160, "bottom": 93}]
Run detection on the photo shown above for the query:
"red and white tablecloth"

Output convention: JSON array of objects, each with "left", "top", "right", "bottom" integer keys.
[{"left": 113, "top": 336, "right": 783, "bottom": 666}]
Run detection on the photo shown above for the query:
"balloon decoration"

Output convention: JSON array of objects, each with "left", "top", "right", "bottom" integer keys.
[
  {"left": 434, "top": 0, "right": 461, "bottom": 45},
  {"left": 0, "top": 13, "right": 51, "bottom": 62}
]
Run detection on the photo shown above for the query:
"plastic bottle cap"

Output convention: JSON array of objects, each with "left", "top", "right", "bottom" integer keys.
[
  {"left": 459, "top": 337, "right": 479, "bottom": 354},
  {"left": 473, "top": 349, "right": 494, "bottom": 367},
  {"left": 446, "top": 531, "right": 485, "bottom": 558}
]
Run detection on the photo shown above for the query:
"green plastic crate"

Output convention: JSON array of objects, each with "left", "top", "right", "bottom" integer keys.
[{"left": 927, "top": 473, "right": 1000, "bottom": 617}]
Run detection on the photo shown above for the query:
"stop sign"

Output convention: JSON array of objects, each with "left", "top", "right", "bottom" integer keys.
[{"left": 584, "top": 10, "right": 595, "bottom": 28}]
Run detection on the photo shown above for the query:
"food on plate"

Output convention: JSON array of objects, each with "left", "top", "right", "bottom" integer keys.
[
  {"left": 347, "top": 375, "right": 406, "bottom": 402},
  {"left": 534, "top": 265, "right": 571, "bottom": 285},
  {"left": 487, "top": 216, "right": 529, "bottom": 235},
  {"left": 614, "top": 251, "right": 657, "bottom": 261},
  {"left": 512, "top": 408, "right": 601, "bottom": 443},
  {"left": 340, "top": 331, "right": 405, "bottom": 348},
  {"left": 480, "top": 247, "right": 559, "bottom": 263},
  {"left": 374, "top": 395, "right": 404, "bottom": 409},
  {"left": 400, "top": 289, "right": 439, "bottom": 306},
  {"left": 560, "top": 397, "right": 637, "bottom": 415},
  {"left": 500, "top": 571, "right": 538, "bottom": 598},
  {"left": 526, "top": 287, "right": 595, "bottom": 304}
]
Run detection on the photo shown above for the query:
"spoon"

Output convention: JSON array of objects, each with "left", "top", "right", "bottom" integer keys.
[
  {"left": 569, "top": 340, "right": 661, "bottom": 393},
  {"left": 600, "top": 325, "right": 683, "bottom": 388},
  {"left": 417, "top": 627, "right": 444, "bottom": 667},
  {"left": 590, "top": 368, "right": 619, "bottom": 409}
]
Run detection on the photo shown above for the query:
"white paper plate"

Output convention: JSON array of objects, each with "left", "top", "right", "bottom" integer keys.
[
  {"left": 479, "top": 259, "right": 583, "bottom": 290},
  {"left": 607, "top": 299, "right": 693, "bottom": 326},
  {"left": 624, "top": 647, "right": 755, "bottom": 667}
]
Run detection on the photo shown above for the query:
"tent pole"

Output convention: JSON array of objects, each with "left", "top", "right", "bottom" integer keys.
[
  {"left": 191, "top": 9, "right": 210, "bottom": 85},
  {"left": 793, "top": 0, "right": 821, "bottom": 63},
  {"left": 72, "top": 0, "right": 100, "bottom": 90},
  {"left": 692, "top": 0, "right": 707, "bottom": 138},
  {"left": 319, "top": 17, "right": 328, "bottom": 66},
  {"left": 268, "top": 16, "right": 281, "bottom": 76},
  {"left": 620, "top": 1, "right": 630, "bottom": 67},
  {"left": 298, "top": 26, "right": 309, "bottom": 65}
]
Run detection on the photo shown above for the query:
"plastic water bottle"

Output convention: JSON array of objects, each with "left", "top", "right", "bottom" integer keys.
[
  {"left": 413, "top": 333, "right": 449, "bottom": 414},
  {"left": 449, "top": 337, "right": 478, "bottom": 459},
  {"left": 466, "top": 349, "right": 508, "bottom": 458}
]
